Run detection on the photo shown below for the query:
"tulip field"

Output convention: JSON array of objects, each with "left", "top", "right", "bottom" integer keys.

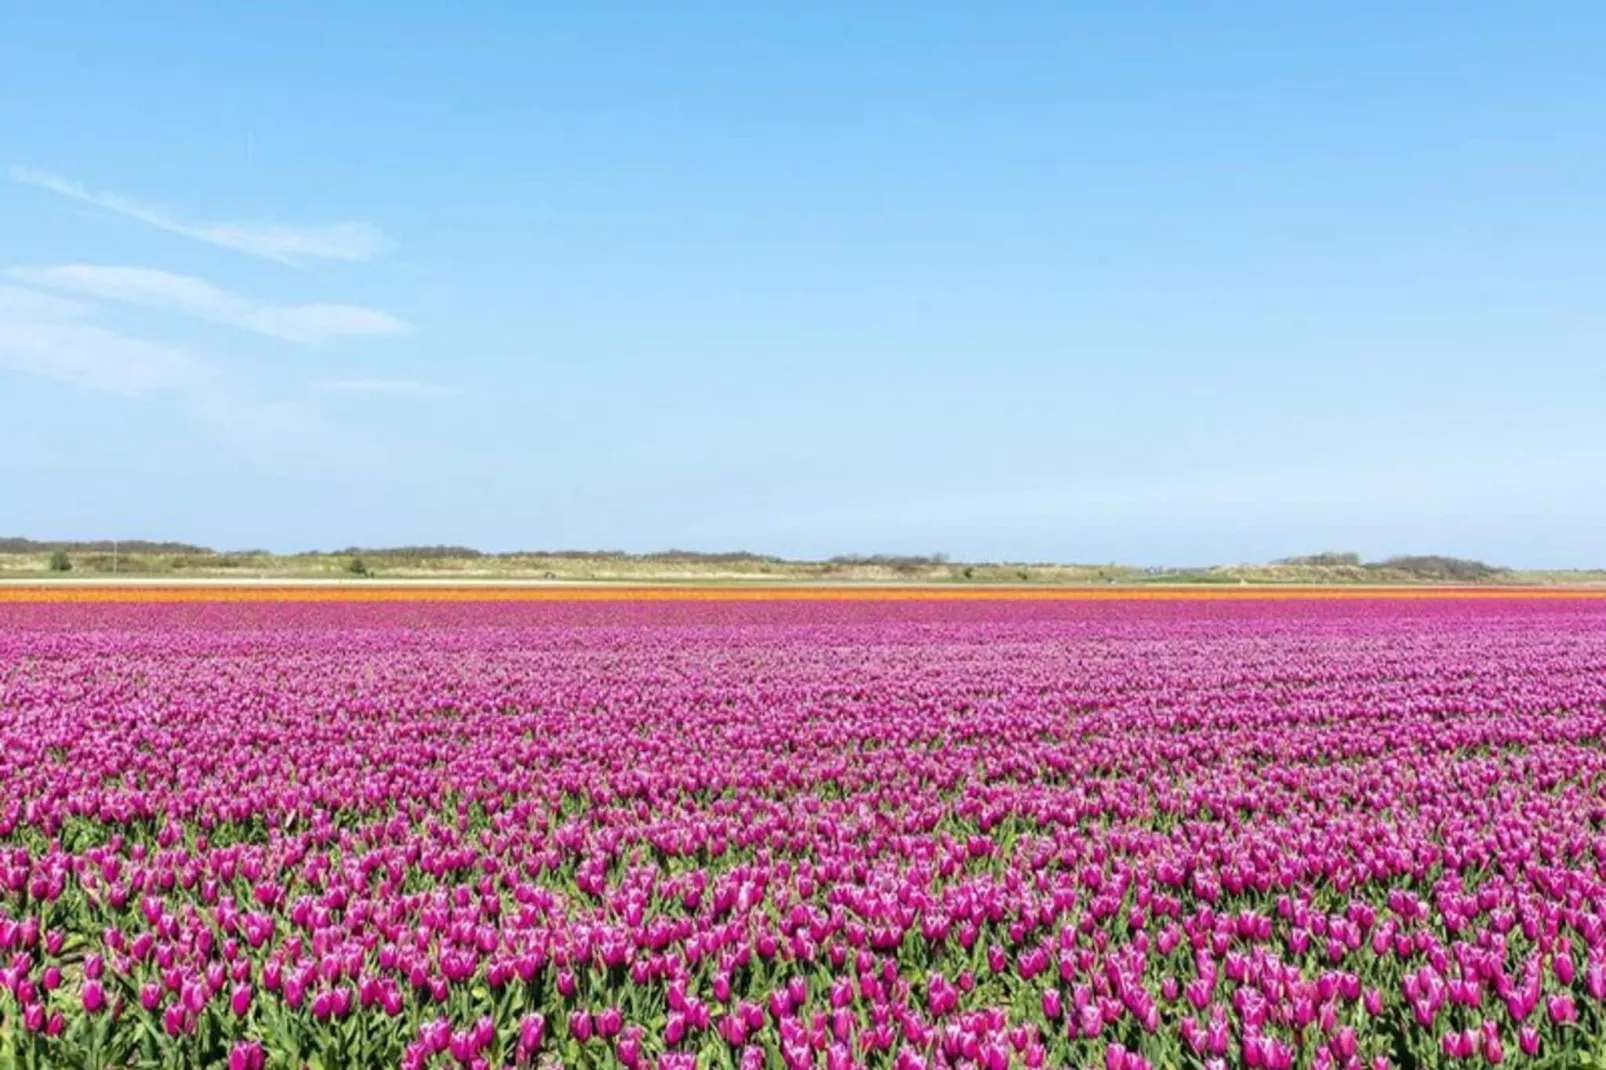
[{"left": 5, "top": 590, "right": 1606, "bottom": 1070}]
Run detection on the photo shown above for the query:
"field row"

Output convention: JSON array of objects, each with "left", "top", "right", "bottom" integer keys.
[{"left": 2, "top": 585, "right": 1604, "bottom": 604}]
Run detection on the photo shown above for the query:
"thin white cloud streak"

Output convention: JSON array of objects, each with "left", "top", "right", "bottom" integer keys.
[
  {"left": 9, "top": 265, "right": 409, "bottom": 345},
  {"left": 0, "top": 285, "right": 88, "bottom": 322},
  {"left": 316, "top": 378, "right": 462, "bottom": 396},
  {"left": 9, "top": 167, "right": 391, "bottom": 263},
  {"left": 0, "top": 284, "right": 201, "bottom": 395}
]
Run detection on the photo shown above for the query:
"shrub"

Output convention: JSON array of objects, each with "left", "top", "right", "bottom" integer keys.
[
  {"left": 1276, "top": 551, "right": 1362, "bottom": 567},
  {"left": 48, "top": 549, "right": 71, "bottom": 572},
  {"left": 1373, "top": 555, "right": 1504, "bottom": 582}
]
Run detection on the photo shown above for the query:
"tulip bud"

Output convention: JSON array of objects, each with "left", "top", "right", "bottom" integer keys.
[
  {"left": 618, "top": 1028, "right": 642, "bottom": 1067},
  {"left": 519, "top": 1012, "right": 546, "bottom": 1053},
  {"left": 229, "top": 1041, "right": 265, "bottom": 1070}
]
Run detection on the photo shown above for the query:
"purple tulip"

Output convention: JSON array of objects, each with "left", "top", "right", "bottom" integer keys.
[{"left": 229, "top": 1041, "right": 265, "bottom": 1070}]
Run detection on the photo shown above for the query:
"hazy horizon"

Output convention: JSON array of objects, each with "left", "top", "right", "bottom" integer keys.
[{"left": 1, "top": 535, "right": 1588, "bottom": 574}]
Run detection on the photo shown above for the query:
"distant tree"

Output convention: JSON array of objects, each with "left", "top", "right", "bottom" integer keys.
[
  {"left": 1276, "top": 552, "right": 1362, "bottom": 567},
  {"left": 346, "top": 555, "right": 370, "bottom": 577},
  {"left": 1, "top": 538, "right": 210, "bottom": 555},
  {"left": 48, "top": 549, "right": 72, "bottom": 572},
  {"left": 1372, "top": 555, "right": 1504, "bottom": 582},
  {"left": 826, "top": 553, "right": 952, "bottom": 574}
]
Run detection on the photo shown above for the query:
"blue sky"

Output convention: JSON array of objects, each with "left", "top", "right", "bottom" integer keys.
[{"left": 2, "top": 3, "right": 1603, "bottom": 565}]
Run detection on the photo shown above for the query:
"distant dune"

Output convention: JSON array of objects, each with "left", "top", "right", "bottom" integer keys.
[{"left": 2, "top": 540, "right": 1601, "bottom": 586}]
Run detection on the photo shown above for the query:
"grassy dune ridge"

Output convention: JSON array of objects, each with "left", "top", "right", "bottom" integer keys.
[{"left": 4, "top": 541, "right": 1603, "bottom": 587}]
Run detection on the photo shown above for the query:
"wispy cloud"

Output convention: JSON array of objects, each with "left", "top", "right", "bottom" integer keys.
[
  {"left": 0, "top": 283, "right": 365, "bottom": 461},
  {"left": 316, "top": 378, "right": 462, "bottom": 396},
  {"left": 0, "top": 283, "right": 202, "bottom": 395},
  {"left": 10, "top": 167, "right": 391, "bottom": 264},
  {"left": 9, "top": 264, "right": 409, "bottom": 345}
]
